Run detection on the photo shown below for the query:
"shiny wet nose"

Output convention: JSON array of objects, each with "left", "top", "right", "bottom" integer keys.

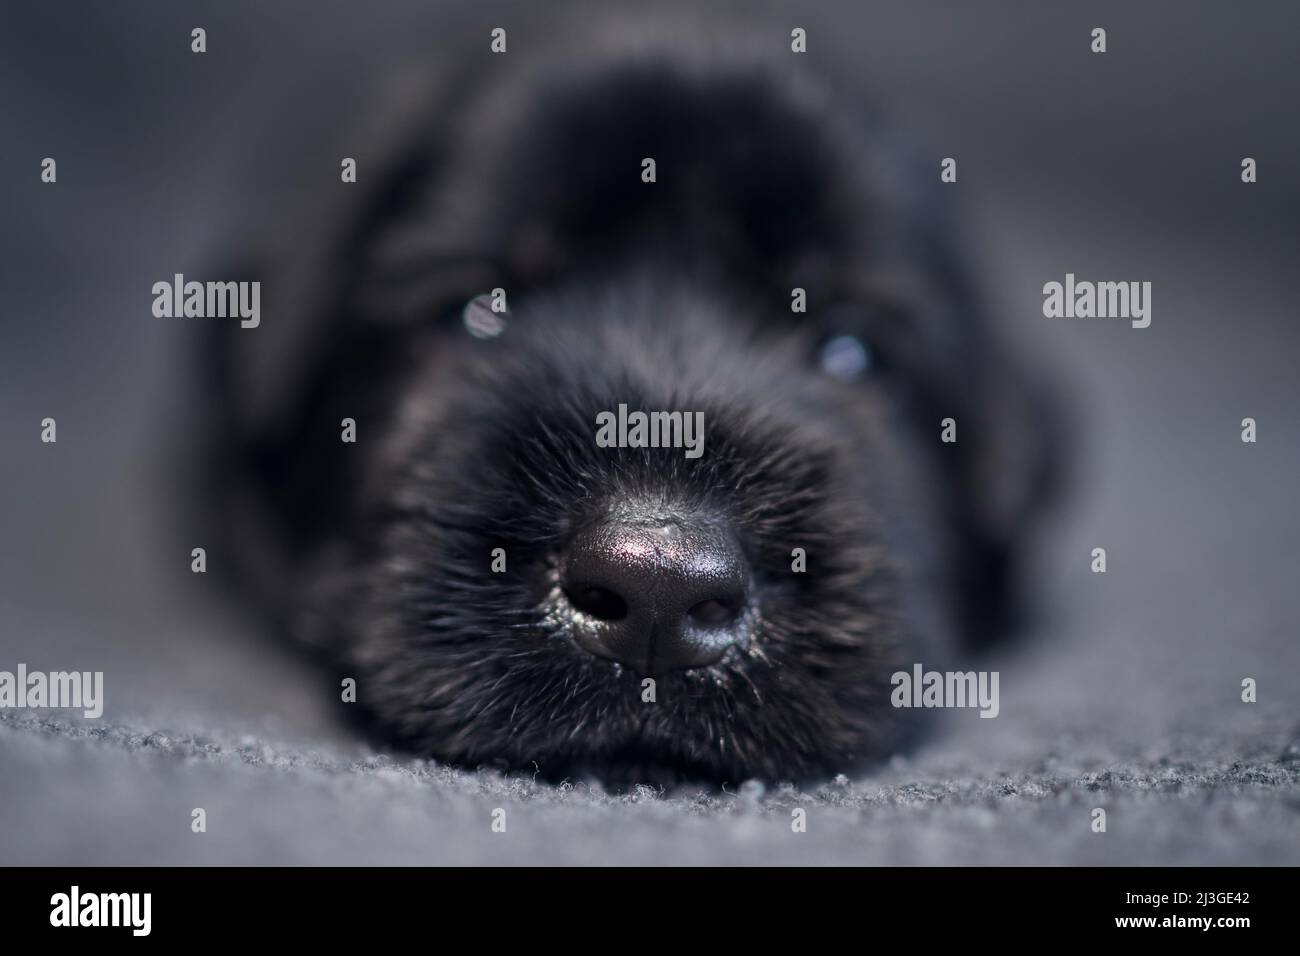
[{"left": 561, "top": 518, "right": 751, "bottom": 674}]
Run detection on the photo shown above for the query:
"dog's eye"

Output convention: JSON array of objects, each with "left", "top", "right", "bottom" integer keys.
[
  {"left": 813, "top": 300, "right": 905, "bottom": 383},
  {"left": 462, "top": 293, "right": 508, "bottom": 339},
  {"left": 818, "top": 334, "right": 874, "bottom": 381}
]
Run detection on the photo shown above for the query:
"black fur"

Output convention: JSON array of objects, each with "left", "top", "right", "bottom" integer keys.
[{"left": 208, "top": 25, "right": 1056, "bottom": 784}]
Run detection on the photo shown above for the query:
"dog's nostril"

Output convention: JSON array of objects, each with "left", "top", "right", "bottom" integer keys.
[
  {"left": 560, "top": 513, "right": 751, "bottom": 674},
  {"left": 688, "top": 599, "right": 738, "bottom": 626},
  {"left": 565, "top": 585, "right": 629, "bottom": 621}
]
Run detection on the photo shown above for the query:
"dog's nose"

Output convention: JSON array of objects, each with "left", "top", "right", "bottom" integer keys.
[{"left": 561, "top": 518, "right": 751, "bottom": 674}]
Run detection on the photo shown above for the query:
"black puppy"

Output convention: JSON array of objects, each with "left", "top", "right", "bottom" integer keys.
[{"left": 209, "top": 25, "right": 1055, "bottom": 784}]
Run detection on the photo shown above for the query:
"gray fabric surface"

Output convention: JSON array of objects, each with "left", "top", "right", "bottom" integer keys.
[{"left": 2, "top": 708, "right": 1296, "bottom": 865}]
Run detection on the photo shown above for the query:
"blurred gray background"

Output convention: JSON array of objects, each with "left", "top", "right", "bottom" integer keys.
[{"left": 1, "top": 0, "right": 1297, "bottom": 864}]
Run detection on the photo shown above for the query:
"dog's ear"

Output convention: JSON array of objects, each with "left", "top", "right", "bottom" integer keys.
[
  {"left": 848, "top": 255, "right": 1065, "bottom": 652},
  {"left": 212, "top": 60, "right": 473, "bottom": 443},
  {"left": 201, "top": 59, "right": 505, "bottom": 620},
  {"left": 955, "top": 344, "right": 1066, "bottom": 650}
]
